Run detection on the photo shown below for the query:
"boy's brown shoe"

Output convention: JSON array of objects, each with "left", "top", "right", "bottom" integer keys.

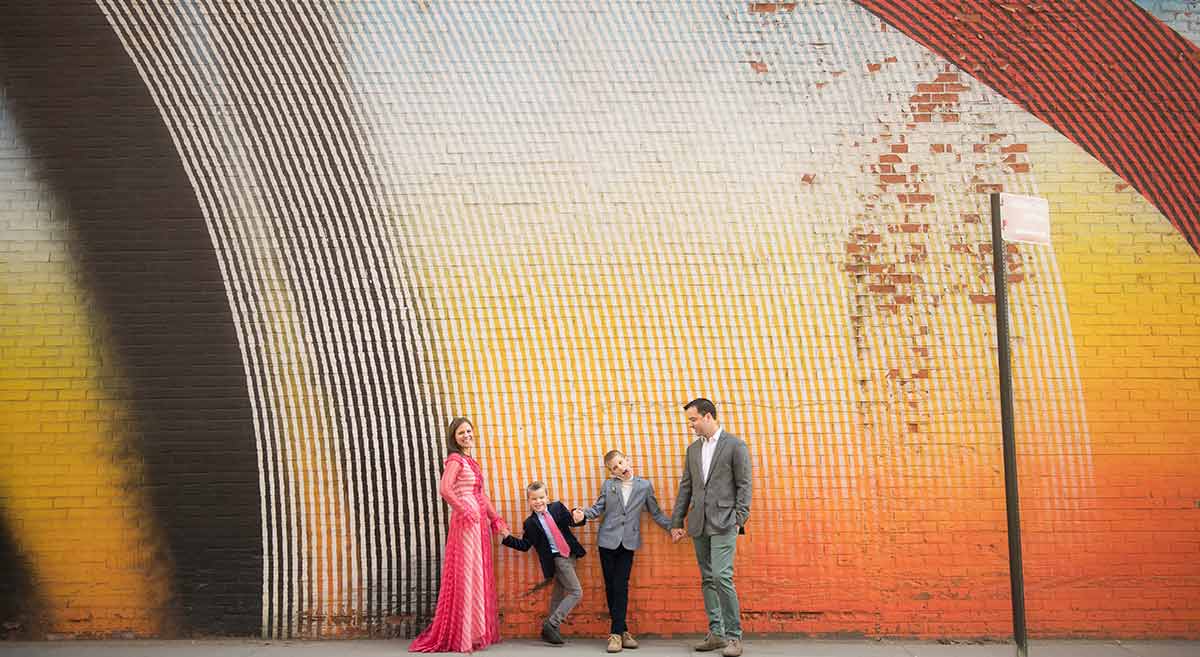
[
  {"left": 721, "top": 639, "right": 743, "bottom": 656},
  {"left": 622, "top": 631, "right": 639, "bottom": 649},
  {"left": 693, "top": 633, "right": 728, "bottom": 651},
  {"left": 607, "top": 634, "right": 623, "bottom": 653}
]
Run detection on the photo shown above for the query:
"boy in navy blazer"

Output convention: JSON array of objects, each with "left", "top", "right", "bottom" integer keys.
[{"left": 502, "top": 481, "right": 587, "bottom": 645}]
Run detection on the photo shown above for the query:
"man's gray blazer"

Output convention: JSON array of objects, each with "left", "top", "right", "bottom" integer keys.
[
  {"left": 582, "top": 476, "right": 671, "bottom": 550},
  {"left": 670, "top": 431, "right": 752, "bottom": 537}
]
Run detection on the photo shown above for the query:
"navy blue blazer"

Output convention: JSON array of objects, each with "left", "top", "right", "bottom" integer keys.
[{"left": 501, "top": 501, "right": 587, "bottom": 580}]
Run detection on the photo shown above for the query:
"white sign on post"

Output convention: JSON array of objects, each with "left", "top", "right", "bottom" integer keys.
[{"left": 999, "top": 193, "right": 1050, "bottom": 245}]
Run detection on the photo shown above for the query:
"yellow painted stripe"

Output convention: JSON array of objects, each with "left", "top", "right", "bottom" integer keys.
[{"left": 0, "top": 260, "right": 168, "bottom": 636}]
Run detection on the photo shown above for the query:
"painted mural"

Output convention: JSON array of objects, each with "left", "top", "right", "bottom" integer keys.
[{"left": 1, "top": 0, "right": 1197, "bottom": 641}]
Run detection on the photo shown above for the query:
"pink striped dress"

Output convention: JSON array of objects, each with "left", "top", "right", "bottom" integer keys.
[{"left": 409, "top": 453, "right": 504, "bottom": 653}]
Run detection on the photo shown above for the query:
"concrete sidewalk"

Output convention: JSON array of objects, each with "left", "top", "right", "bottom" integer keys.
[{"left": 0, "top": 638, "right": 1196, "bottom": 657}]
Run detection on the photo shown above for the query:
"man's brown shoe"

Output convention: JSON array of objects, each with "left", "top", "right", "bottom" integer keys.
[
  {"left": 721, "top": 639, "right": 743, "bottom": 657},
  {"left": 622, "top": 631, "right": 639, "bottom": 649},
  {"left": 607, "top": 634, "right": 623, "bottom": 653},
  {"left": 693, "top": 633, "right": 728, "bottom": 651}
]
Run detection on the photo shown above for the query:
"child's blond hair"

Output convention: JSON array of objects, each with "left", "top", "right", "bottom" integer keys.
[
  {"left": 525, "top": 481, "right": 547, "bottom": 497},
  {"left": 603, "top": 449, "right": 624, "bottom": 466}
]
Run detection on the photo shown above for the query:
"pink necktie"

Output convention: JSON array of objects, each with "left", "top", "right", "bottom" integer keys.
[{"left": 540, "top": 511, "right": 570, "bottom": 556}]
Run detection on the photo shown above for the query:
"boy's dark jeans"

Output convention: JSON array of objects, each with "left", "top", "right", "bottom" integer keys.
[{"left": 599, "top": 545, "right": 636, "bottom": 634}]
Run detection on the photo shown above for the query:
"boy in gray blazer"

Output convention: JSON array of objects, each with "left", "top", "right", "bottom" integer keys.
[{"left": 572, "top": 450, "right": 671, "bottom": 653}]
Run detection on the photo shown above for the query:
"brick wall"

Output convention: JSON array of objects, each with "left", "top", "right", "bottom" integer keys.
[{"left": 0, "top": 0, "right": 1197, "bottom": 641}]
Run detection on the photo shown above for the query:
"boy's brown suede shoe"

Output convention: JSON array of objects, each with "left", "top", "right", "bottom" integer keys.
[
  {"left": 693, "top": 633, "right": 728, "bottom": 651},
  {"left": 607, "top": 634, "right": 623, "bottom": 653},
  {"left": 622, "top": 631, "right": 639, "bottom": 649},
  {"left": 721, "top": 639, "right": 743, "bottom": 656}
]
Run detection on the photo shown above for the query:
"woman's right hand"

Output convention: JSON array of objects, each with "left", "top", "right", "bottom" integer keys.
[{"left": 460, "top": 508, "right": 480, "bottom": 524}]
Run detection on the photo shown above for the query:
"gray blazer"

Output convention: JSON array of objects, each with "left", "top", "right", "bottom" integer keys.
[
  {"left": 582, "top": 476, "right": 671, "bottom": 550},
  {"left": 670, "top": 431, "right": 752, "bottom": 537}
]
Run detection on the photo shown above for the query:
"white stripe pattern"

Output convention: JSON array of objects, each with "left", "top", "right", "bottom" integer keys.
[{"left": 99, "top": 0, "right": 447, "bottom": 639}]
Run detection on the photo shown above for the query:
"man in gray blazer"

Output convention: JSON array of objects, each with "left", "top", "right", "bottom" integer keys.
[{"left": 671, "top": 398, "right": 752, "bottom": 657}]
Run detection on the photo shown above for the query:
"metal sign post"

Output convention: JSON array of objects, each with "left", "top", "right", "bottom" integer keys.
[{"left": 990, "top": 191, "right": 1048, "bottom": 657}]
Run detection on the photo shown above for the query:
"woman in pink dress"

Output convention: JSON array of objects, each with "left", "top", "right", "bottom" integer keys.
[{"left": 410, "top": 417, "right": 510, "bottom": 653}]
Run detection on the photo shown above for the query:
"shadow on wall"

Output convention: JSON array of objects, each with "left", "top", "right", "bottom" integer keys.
[
  {"left": 0, "top": 514, "right": 42, "bottom": 640},
  {"left": 0, "top": 1, "right": 261, "bottom": 636}
]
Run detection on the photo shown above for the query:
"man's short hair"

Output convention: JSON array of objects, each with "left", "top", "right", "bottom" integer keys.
[
  {"left": 603, "top": 449, "right": 625, "bottom": 466},
  {"left": 683, "top": 397, "right": 717, "bottom": 419}
]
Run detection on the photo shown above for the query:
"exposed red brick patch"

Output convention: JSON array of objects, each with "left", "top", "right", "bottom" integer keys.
[
  {"left": 749, "top": 61, "right": 769, "bottom": 74},
  {"left": 748, "top": 2, "right": 797, "bottom": 12},
  {"left": 867, "top": 55, "right": 899, "bottom": 73},
  {"left": 904, "top": 251, "right": 928, "bottom": 264}
]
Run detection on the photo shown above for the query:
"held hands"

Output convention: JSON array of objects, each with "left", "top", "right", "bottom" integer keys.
[
  {"left": 492, "top": 516, "right": 510, "bottom": 539},
  {"left": 671, "top": 527, "right": 687, "bottom": 543},
  {"left": 571, "top": 508, "right": 585, "bottom": 523}
]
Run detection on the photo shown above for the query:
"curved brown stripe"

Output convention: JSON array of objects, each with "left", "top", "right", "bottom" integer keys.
[
  {"left": 854, "top": 0, "right": 1200, "bottom": 252},
  {"left": 0, "top": 0, "right": 262, "bottom": 635}
]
